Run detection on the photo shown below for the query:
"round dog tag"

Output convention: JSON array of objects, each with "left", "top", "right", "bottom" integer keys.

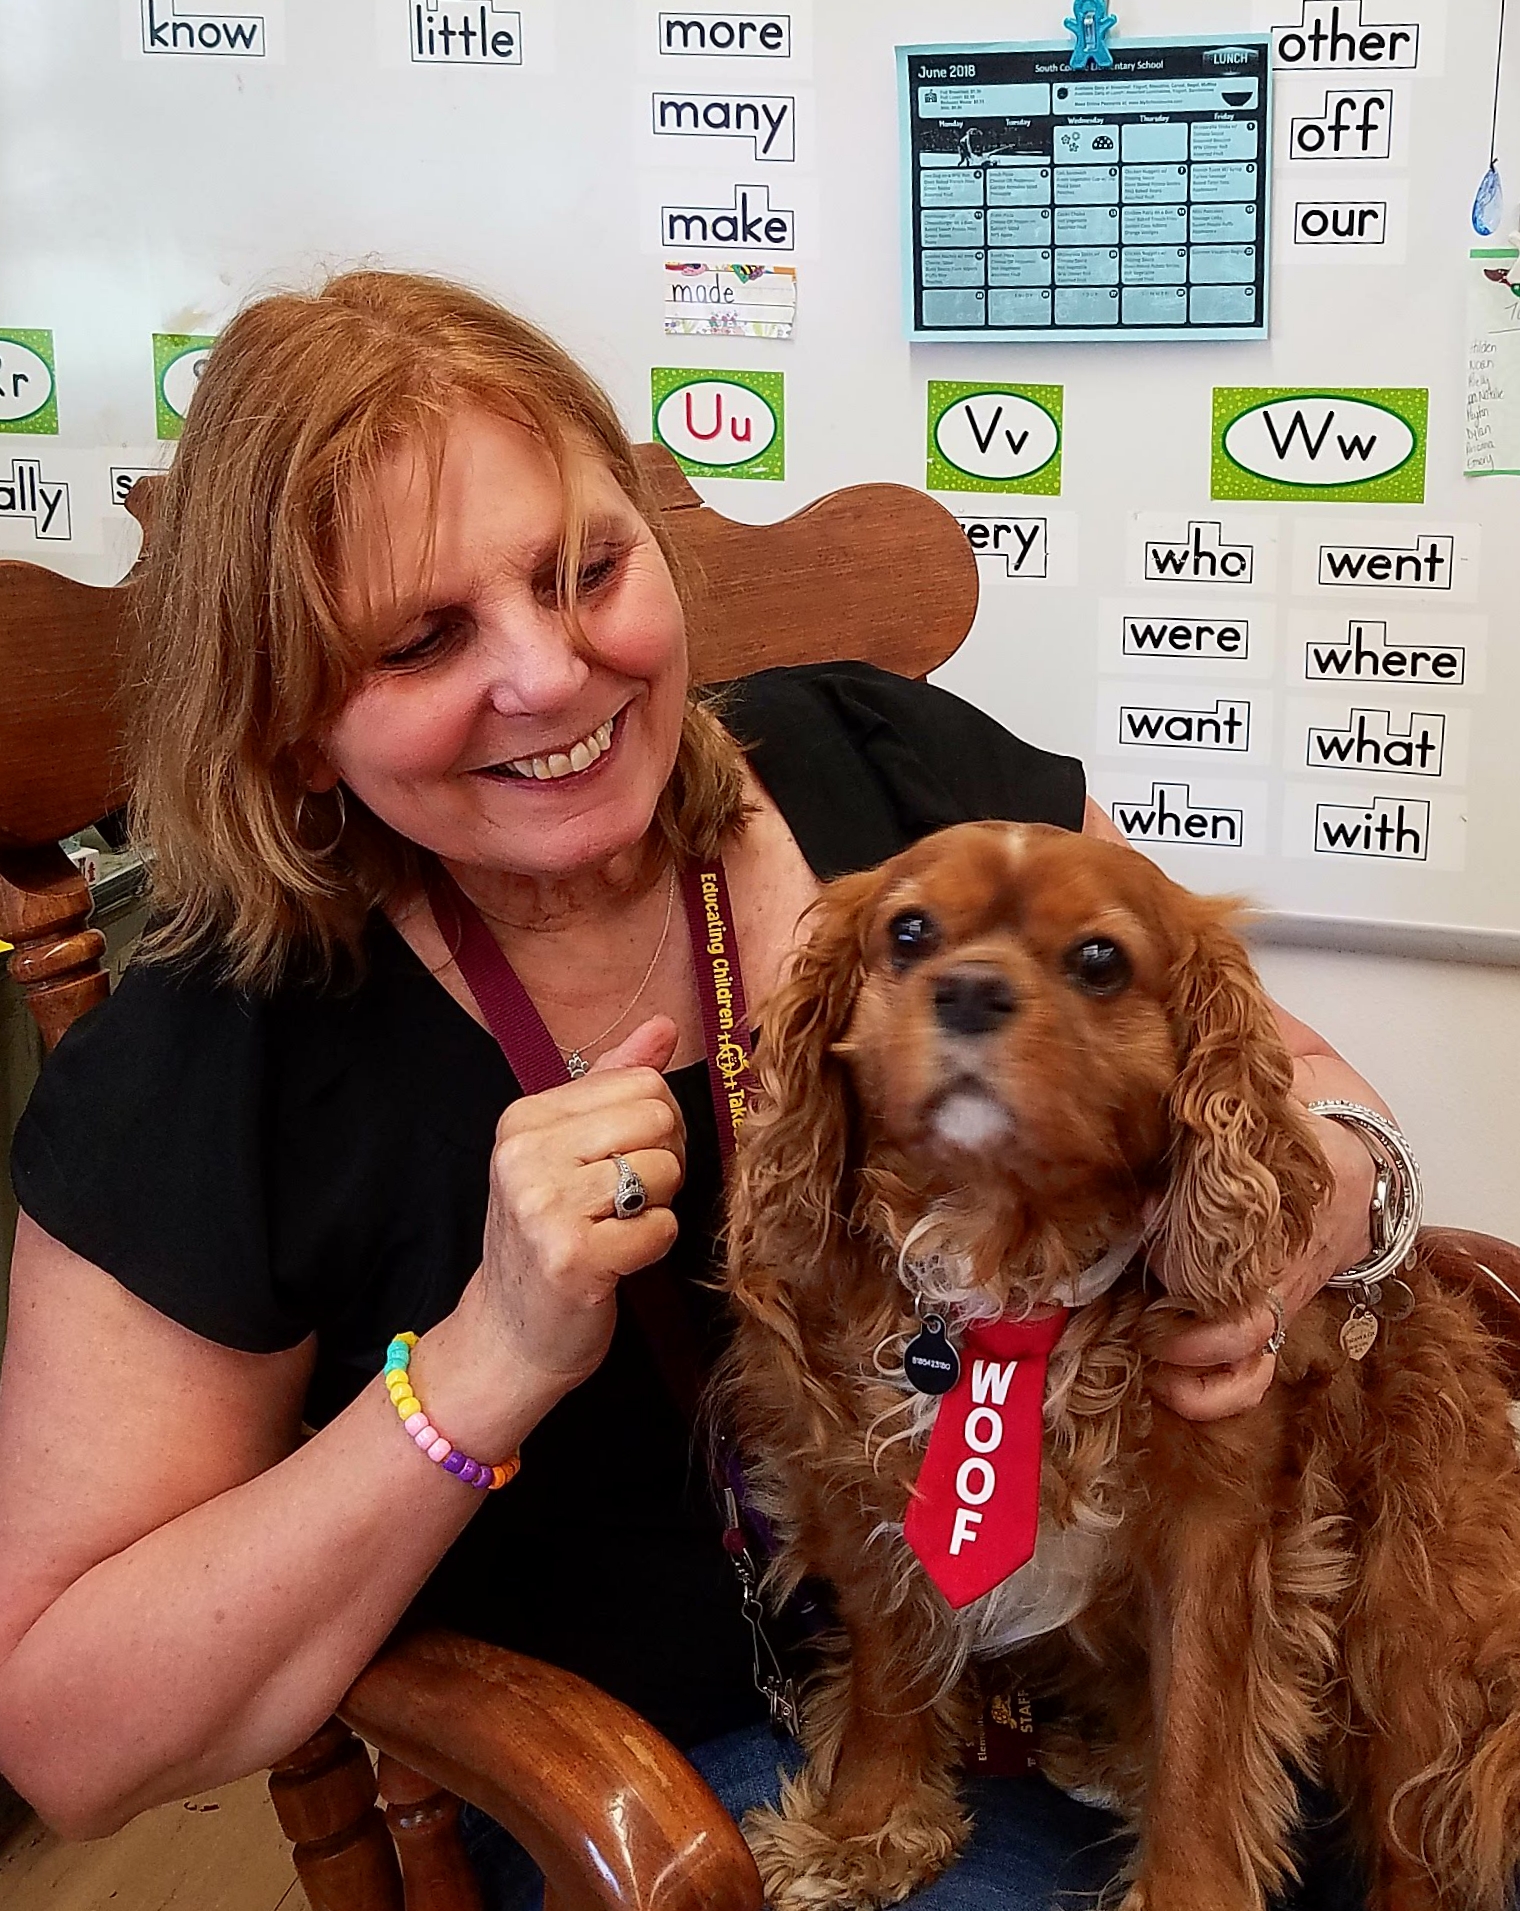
[
  {"left": 1377, "top": 1277, "right": 1417, "bottom": 1323},
  {"left": 904, "top": 1315, "right": 961, "bottom": 1396}
]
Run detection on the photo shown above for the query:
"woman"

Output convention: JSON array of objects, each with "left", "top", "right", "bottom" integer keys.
[{"left": 0, "top": 271, "right": 1387, "bottom": 1906}]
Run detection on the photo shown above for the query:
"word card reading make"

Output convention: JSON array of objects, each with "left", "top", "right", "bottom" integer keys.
[{"left": 897, "top": 34, "right": 1272, "bottom": 343}]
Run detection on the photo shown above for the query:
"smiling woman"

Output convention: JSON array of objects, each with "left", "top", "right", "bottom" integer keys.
[{"left": 318, "top": 408, "right": 694, "bottom": 898}]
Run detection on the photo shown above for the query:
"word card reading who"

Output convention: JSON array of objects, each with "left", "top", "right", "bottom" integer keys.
[{"left": 897, "top": 34, "right": 1273, "bottom": 343}]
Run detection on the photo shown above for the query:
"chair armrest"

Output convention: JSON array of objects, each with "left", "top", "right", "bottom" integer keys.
[
  {"left": 340, "top": 1628, "right": 765, "bottom": 1911},
  {"left": 1423, "top": 1226, "right": 1520, "bottom": 1395}
]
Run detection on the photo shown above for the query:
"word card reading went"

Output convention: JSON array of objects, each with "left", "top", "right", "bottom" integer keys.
[{"left": 897, "top": 33, "right": 1272, "bottom": 342}]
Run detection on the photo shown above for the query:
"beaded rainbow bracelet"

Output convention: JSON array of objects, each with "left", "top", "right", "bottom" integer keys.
[{"left": 384, "top": 1333, "right": 520, "bottom": 1491}]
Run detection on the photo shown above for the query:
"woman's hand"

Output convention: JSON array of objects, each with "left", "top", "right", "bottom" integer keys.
[
  {"left": 468, "top": 1014, "right": 687, "bottom": 1395},
  {"left": 1150, "top": 1053, "right": 1382, "bottom": 1424}
]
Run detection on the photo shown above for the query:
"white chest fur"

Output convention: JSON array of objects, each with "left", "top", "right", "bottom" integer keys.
[{"left": 952, "top": 1517, "right": 1109, "bottom": 1657}]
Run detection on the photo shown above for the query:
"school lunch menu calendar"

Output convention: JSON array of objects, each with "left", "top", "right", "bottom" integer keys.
[{"left": 899, "top": 37, "right": 1273, "bottom": 343}]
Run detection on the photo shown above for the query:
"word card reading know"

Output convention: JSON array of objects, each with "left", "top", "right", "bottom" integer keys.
[{"left": 897, "top": 34, "right": 1272, "bottom": 343}]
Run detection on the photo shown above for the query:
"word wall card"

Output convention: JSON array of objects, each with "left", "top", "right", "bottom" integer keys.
[{"left": 898, "top": 35, "right": 1273, "bottom": 343}]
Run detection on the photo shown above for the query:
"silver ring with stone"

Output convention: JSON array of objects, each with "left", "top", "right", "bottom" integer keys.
[
  {"left": 611, "top": 1155, "right": 647, "bottom": 1220},
  {"left": 1263, "top": 1292, "right": 1288, "bottom": 1360}
]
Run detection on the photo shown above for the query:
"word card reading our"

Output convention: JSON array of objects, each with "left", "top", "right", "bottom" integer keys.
[{"left": 897, "top": 34, "right": 1272, "bottom": 343}]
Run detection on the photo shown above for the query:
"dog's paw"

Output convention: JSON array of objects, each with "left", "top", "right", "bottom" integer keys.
[{"left": 742, "top": 1773, "right": 969, "bottom": 1910}]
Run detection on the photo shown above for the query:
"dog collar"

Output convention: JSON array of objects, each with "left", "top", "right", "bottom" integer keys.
[{"left": 1048, "top": 1231, "right": 1144, "bottom": 1310}]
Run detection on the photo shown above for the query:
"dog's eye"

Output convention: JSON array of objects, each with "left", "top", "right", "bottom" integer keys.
[
  {"left": 1064, "top": 936, "right": 1132, "bottom": 998},
  {"left": 887, "top": 911, "right": 939, "bottom": 970}
]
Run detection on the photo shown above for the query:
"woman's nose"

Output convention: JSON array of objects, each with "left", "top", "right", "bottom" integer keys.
[{"left": 477, "top": 604, "right": 592, "bottom": 716}]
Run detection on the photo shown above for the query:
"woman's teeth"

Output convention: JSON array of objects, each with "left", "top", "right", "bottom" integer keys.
[{"left": 498, "top": 717, "right": 614, "bottom": 782}]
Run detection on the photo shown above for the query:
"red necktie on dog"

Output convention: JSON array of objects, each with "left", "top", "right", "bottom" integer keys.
[{"left": 903, "top": 1310, "right": 1070, "bottom": 1610}]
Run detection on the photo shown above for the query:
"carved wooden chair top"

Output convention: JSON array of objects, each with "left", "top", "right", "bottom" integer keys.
[{"left": 3, "top": 448, "right": 1520, "bottom": 1911}]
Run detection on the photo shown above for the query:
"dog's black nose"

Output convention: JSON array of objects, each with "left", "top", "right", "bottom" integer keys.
[{"left": 932, "top": 965, "right": 1017, "bottom": 1036}]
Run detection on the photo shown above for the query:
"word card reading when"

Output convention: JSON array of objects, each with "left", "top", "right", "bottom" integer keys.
[
  {"left": 1112, "top": 781, "right": 1246, "bottom": 848},
  {"left": 897, "top": 33, "right": 1272, "bottom": 343}
]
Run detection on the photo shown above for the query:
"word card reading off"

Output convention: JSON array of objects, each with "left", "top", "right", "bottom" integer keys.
[{"left": 898, "top": 35, "right": 1272, "bottom": 343}]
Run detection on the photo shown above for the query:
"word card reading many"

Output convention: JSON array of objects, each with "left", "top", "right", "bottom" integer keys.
[{"left": 897, "top": 33, "right": 1273, "bottom": 342}]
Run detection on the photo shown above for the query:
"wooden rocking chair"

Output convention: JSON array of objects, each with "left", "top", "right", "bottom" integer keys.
[{"left": 3, "top": 448, "right": 1519, "bottom": 1910}]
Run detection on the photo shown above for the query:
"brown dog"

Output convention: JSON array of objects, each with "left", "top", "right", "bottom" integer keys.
[{"left": 722, "top": 820, "right": 1520, "bottom": 1911}]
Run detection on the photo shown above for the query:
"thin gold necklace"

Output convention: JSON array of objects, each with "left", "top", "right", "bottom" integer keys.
[{"left": 535, "top": 863, "right": 679, "bottom": 1078}]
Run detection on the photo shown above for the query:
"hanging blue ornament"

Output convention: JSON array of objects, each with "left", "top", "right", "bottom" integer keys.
[
  {"left": 1475, "top": 161, "right": 1505, "bottom": 236},
  {"left": 1476, "top": 1, "right": 1510, "bottom": 234}
]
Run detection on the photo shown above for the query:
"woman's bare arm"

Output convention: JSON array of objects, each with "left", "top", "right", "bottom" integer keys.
[
  {"left": 1082, "top": 797, "right": 1386, "bottom": 1420},
  {"left": 0, "top": 1214, "right": 530, "bottom": 1838}
]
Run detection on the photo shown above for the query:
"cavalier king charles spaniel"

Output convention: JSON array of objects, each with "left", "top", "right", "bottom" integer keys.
[{"left": 722, "top": 820, "right": 1520, "bottom": 1911}]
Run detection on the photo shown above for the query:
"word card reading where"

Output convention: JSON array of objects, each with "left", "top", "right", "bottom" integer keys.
[{"left": 897, "top": 33, "right": 1272, "bottom": 343}]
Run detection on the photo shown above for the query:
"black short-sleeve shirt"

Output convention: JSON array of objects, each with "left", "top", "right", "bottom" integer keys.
[{"left": 11, "top": 662, "right": 1083, "bottom": 1747}]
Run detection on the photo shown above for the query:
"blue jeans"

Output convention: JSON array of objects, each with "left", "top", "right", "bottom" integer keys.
[{"left": 459, "top": 1722, "right": 1370, "bottom": 1909}]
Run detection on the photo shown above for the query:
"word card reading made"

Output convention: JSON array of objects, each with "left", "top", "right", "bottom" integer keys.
[{"left": 897, "top": 34, "right": 1272, "bottom": 343}]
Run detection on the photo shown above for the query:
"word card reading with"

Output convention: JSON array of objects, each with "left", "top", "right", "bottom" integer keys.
[{"left": 897, "top": 35, "right": 1272, "bottom": 342}]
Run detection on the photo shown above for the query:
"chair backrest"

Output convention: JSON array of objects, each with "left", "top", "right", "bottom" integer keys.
[{"left": 0, "top": 443, "right": 979, "bottom": 1049}]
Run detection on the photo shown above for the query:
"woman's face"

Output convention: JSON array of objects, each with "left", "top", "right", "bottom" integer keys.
[{"left": 320, "top": 405, "right": 689, "bottom": 883}]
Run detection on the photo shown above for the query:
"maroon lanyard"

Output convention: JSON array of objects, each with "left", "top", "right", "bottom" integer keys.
[
  {"left": 423, "top": 858, "right": 755, "bottom": 1159},
  {"left": 425, "top": 857, "right": 800, "bottom": 1729}
]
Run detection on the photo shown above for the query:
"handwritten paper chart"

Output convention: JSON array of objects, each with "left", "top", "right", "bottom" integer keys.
[
  {"left": 1466, "top": 249, "right": 1520, "bottom": 477},
  {"left": 897, "top": 36, "right": 1273, "bottom": 343}
]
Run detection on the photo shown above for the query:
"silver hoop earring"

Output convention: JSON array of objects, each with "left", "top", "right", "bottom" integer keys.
[{"left": 295, "top": 785, "right": 347, "bottom": 858}]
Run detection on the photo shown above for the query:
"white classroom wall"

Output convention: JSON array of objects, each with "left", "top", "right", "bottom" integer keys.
[{"left": 1250, "top": 948, "right": 1520, "bottom": 1241}]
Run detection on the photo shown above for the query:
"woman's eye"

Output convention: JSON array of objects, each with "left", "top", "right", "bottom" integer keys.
[
  {"left": 1064, "top": 936, "right": 1133, "bottom": 998},
  {"left": 539, "top": 548, "right": 627, "bottom": 607},
  {"left": 887, "top": 911, "right": 939, "bottom": 970},
  {"left": 380, "top": 621, "right": 454, "bottom": 669}
]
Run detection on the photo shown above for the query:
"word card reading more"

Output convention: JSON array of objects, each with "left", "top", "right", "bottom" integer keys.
[{"left": 897, "top": 33, "right": 1272, "bottom": 343}]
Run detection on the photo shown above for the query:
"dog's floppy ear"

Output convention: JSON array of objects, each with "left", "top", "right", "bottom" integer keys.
[
  {"left": 727, "top": 866, "right": 881, "bottom": 1280},
  {"left": 1151, "top": 900, "right": 1332, "bottom": 1316}
]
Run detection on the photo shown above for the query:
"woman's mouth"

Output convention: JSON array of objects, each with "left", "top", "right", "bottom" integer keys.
[{"left": 476, "top": 713, "right": 618, "bottom": 783}]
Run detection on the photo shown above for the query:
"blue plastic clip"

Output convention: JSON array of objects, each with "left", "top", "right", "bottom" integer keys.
[{"left": 1066, "top": 0, "right": 1118, "bottom": 69}]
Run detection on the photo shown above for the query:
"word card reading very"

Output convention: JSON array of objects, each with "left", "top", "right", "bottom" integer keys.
[{"left": 897, "top": 35, "right": 1273, "bottom": 343}]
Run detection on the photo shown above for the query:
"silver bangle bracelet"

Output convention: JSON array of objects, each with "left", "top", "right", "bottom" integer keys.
[{"left": 1306, "top": 1100, "right": 1424, "bottom": 1291}]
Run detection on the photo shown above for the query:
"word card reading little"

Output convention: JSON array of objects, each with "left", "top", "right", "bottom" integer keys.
[{"left": 897, "top": 34, "right": 1272, "bottom": 343}]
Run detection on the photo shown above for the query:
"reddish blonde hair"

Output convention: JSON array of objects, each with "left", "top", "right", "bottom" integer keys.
[{"left": 129, "top": 269, "right": 745, "bottom": 991}]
